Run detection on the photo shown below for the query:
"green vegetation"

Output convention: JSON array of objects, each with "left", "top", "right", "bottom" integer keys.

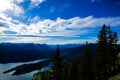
[
  {"left": 33, "top": 24, "right": 120, "bottom": 80},
  {"left": 70, "top": 59, "right": 79, "bottom": 80},
  {"left": 51, "top": 45, "right": 62, "bottom": 80},
  {"left": 94, "top": 24, "right": 119, "bottom": 80},
  {"left": 79, "top": 41, "right": 94, "bottom": 80}
]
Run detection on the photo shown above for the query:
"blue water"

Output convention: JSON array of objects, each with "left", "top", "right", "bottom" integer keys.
[{"left": 0, "top": 59, "right": 47, "bottom": 80}]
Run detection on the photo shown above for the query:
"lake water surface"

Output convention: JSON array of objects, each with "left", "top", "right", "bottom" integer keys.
[{"left": 0, "top": 59, "right": 46, "bottom": 80}]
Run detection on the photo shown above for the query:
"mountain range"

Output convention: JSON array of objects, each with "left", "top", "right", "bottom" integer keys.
[
  {"left": 0, "top": 43, "right": 97, "bottom": 76},
  {"left": 0, "top": 43, "right": 83, "bottom": 63}
]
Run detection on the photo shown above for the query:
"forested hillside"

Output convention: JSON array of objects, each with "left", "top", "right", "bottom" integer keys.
[{"left": 32, "top": 24, "right": 120, "bottom": 80}]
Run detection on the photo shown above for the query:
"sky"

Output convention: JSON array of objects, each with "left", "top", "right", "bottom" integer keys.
[{"left": 0, "top": 0, "right": 120, "bottom": 44}]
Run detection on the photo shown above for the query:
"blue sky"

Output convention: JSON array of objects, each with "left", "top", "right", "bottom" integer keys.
[{"left": 0, "top": 0, "right": 120, "bottom": 44}]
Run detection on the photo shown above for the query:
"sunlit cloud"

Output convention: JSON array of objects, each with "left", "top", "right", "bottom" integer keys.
[
  {"left": 0, "top": 15, "right": 120, "bottom": 44},
  {"left": 0, "top": 0, "right": 24, "bottom": 17},
  {"left": 0, "top": 0, "right": 120, "bottom": 44}
]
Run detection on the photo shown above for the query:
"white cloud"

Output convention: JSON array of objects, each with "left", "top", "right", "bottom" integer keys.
[
  {"left": 0, "top": 0, "right": 24, "bottom": 17},
  {"left": 27, "top": 16, "right": 40, "bottom": 23},
  {"left": 27, "top": 16, "right": 120, "bottom": 36},
  {"left": 0, "top": 0, "right": 24, "bottom": 31},
  {"left": 1, "top": 16, "right": 120, "bottom": 36},
  {"left": 29, "top": 0, "right": 45, "bottom": 10},
  {"left": 0, "top": 35, "right": 97, "bottom": 44},
  {"left": 0, "top": 16, "right": 120, "bottom": 44},
  {"left": 2, "top": 37, "right": 49, "bottom": 44},
  {"left": 52, "top": 37, "right": 97, "bottom": 45},
  {"left": 0, "top": 13, "right": 12, "bottom": 21},
  {"left": 14, "top": 0, "right": 24, "bottom": 4}
]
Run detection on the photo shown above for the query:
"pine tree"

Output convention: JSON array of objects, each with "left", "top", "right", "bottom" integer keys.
[
  {"left": 107, "top": 27, "right": 119, "bottom": 76},
  {"left": 51, "top": 46, "right": 62, "bottom": 80},
  {"left": 62, "top": 61, "right": 69, "bottom": 80},
  {"left": 70, "top": 59, "right": 79, "bottom": 80},
  {"left": 94, "top": 24, "right": 119, "bottom": 80},
  {"left": 79, "top": 41, "right": 94, "bottom": 80},
  {"left": 94, "top": 24, "right": 108, "bottom": 80}
]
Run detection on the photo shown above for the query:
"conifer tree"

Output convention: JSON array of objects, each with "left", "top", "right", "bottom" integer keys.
[
  {"left": 62, "top": 61, "right": 69, "bottom": 80},
  {"left": 70, "top": 59, "right": 79, "bottom": 80},
  {"left": 51, "top": 46, "right": 62, "bottom": 80},
  {"left": 94, "top": 24, "right": 119, "bottom": 80},
  {"left": 79, "top": 41, "right": 94, "bottom": 80},
  {"left": 94, "top": 24, "right": 108, "bottom": 80}
]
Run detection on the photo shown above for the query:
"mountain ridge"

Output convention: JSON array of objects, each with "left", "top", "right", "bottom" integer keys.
[{"left": 0, "top": 43, "right": 83, "bottom": 63}]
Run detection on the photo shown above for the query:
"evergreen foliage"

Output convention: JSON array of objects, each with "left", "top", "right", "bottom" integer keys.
[
  {"left": 70, "top": 59, "right": 79, "bottom": 80},
  {"left": 32, "top": 24, "right": 120, "bottom": 80},
  {"left": 79, "top": 41, "right": 94, "bottom": 80},
  {"left": 62, "top": 62, "right": 69, "bottom": 80},
  {"left": 51, "top": 45, "right": 62, "bottom": 80},
  {"left": 94, "top": 24, "right": 119, "bottom": 80}
]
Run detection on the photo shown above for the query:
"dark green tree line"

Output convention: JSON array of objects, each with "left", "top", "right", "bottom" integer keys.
[
  {"left": 79, "top": 41, "right": 94, "bottom": 80},
  {"left": 94, "top": 24, "right": 119, "bottom": 80},
  {"left": 70, "top": 59, "right": 79, "bottom": 80},
  {"left": 51, "top": 46, "right": 62, "bottom": 80},
  {"left": 33, "top": 24, "right": 119, "bottom": 80}
]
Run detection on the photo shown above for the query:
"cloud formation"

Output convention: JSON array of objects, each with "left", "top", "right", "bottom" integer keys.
[
  {"left": 1, "top": 16, "right": 120, "bottom": 36},
  {"left": 29, "top": 0, "right": 45, "bottom": 10},
  {"left": 0, "top": 0, "right": 120, "bottom": 44},
  {"left": 0, "top": 0, "right": 24, "bottom": 17},
  {"left": 0, "top": 15, "right": 120, "bottom": 44}
]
